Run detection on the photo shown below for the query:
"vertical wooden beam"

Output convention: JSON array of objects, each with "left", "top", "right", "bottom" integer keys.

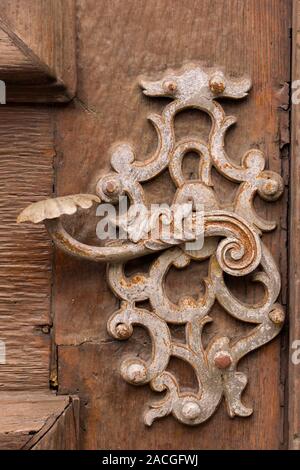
[
  {"left": 289, "top": 0, "right": 300, "bottom": 451},
  {"left": 0, "top": 108, "right": 53, "bottom": 391},
  {"left": 0, "top": 1, "right": 79, "bottom": 449}
]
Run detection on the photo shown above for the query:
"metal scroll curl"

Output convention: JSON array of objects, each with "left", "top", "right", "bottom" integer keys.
[{"left": 18, "top": 64, "right": 285, "bottom": 426}]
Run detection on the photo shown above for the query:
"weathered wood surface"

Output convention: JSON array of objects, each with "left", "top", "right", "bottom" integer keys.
[
  {"left": 54, "top": 0, "right": 291, "bottom": 449},
  {"left": 0, "top": 1, "right": 79, "bottom": 451},
  {"left": 289, "top": 0, "right": 300, "bottom": 451},
  {"left": 0, "top": 0, "right": 76, "bottom": 102},
  {"left": 0, "top": 108, "right": 54, "bottom": 391},
  {"left": 29, "top": 395, "right": 80, "bottom": 450},
  {"left": 0, "top": 392, "right": 69, "bottom": 450},
  {"left": 0, "top": 26, "right": 43, "bottom": 80}
]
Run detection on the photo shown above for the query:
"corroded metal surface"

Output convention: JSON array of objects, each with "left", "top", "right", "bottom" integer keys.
[
  {"left": 18, "top": 64, "right": 284, "bottom": 426},
  {"left": 107, "top": 243, "right": 283, "bottom": 425}
]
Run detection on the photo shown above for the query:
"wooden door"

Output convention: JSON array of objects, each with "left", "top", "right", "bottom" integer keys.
[{"left": 1, "top": 0, "right": 298, "bottom": 450}]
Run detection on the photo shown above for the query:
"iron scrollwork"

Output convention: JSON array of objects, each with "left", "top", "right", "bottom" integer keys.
[{"left": 18, "top": 64, "right": 284, "bottom": 426}]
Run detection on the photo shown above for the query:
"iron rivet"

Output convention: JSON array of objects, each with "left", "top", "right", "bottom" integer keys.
[{"left": 214, "top": 351, "right": 232, "bottom": 369}]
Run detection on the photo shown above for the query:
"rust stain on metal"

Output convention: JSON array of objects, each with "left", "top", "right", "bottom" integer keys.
[
  {"left": 214, "top": 352, "right": 233, "bottom": 369},
  {"left": 17, "top": 64, "right": 284, "bottom": 426},
  {"left": 115, "top": 323, "right": 132, "bottom": 340},
  {"left": 269, "top": 307, "right": 285, "bottom": 325}
]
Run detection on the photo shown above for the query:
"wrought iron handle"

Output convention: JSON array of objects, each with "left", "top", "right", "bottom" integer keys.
[{"left": 18, "top": 64, "right": 284, "bottom": 426}]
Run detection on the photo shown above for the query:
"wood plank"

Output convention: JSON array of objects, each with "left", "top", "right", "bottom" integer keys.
[
  {"left": 0, "top": 107, "right": 54, "bottom": 391},
  {"left": 30, "top": 396, "right": 79, "bottom": 450},
  {"left": 289, "top": 0, "right": 300, "bottom": 451},
  {"left": 0, "top": 391, "right": 70, "bottom": 450},
  {"left": 0, "top": 26, "right": 44, "bottom": 80},
  {"left": 55, "top": 0, "right": 291, "bottom": 449},
  {"left": 0, "top": 0, "right": 76, "bottom": 102}
]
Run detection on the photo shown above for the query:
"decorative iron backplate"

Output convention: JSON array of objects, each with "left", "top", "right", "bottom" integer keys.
[{"left": 18, "top": 64, "right": 285, "bottom": 426}]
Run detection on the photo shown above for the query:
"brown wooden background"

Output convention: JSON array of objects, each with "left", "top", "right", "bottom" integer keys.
[
  {"left": 54, "top": 0, "right": 291, "bottom": 449},
  {"left": 0, "top": 0, "right": 293, "bottom": 450}
]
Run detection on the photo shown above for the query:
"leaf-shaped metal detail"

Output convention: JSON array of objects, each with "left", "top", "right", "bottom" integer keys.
[{"left": 17, "top": 194, "right": 100, "bottom": 224}]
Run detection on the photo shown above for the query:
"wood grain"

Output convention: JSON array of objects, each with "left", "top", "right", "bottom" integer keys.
[
  {"left": 54, "top": 0, "right": 291, "bottom": 449},
  {"left": 289, "top": 0, "right": 300, "bottom": 451},
  {"left": 0, "top": 27, "right": 43, "bottom": 80},
  {"left": 29, "top": 396, "right": 79, "bottom": 450},
  {"left": 0, "top": 0, "right": 76, "bottom": 102},
  {"left": 0, "top": 391, "right": 70, "bottom": 450},
  {"left": 0, "top": 1, "right": 78, "bottom": 450},
  {"left": 0, "top": 107, "right": 54, "bottom": 391}
]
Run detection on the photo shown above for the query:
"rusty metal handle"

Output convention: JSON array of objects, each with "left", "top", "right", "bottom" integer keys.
[{"left": 18, "top": 64, "right": 284, "bottom": 426}]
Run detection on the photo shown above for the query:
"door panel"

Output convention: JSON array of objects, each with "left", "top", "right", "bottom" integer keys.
[{"left": 53, "top": 0, "right": 291, "bottom": 449}]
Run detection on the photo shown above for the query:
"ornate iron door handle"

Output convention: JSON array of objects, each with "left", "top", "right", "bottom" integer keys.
[{"left": 18, "top": 64, "right": 284, "bottom": 426}]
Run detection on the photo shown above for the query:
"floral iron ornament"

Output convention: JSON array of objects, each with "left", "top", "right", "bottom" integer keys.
[{"left": 18, "top": 64, "right": 285, "bottom": 426}]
